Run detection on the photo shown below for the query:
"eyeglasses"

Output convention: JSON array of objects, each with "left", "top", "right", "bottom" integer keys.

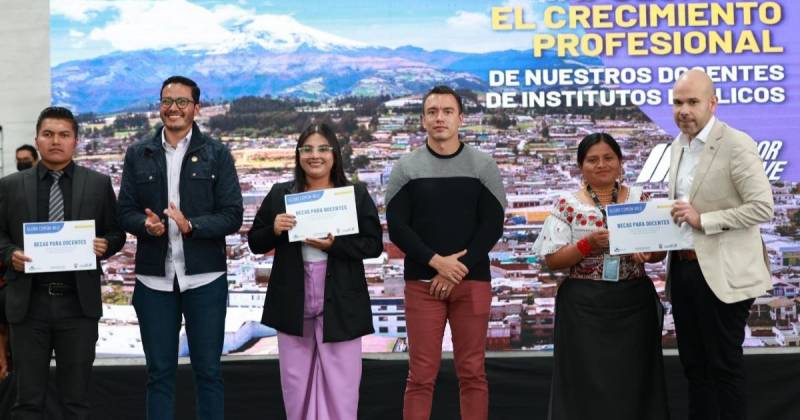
[
  {"left": 160, "top": 97, "right": 195, "bottom": 109},
  {"left": 297, "top": 145, "right": 334, "bottom": 154}
]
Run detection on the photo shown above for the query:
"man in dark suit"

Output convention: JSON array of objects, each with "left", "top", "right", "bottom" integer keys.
[{"left": 0, "top": 106, "right": 125, "bottom": 419}]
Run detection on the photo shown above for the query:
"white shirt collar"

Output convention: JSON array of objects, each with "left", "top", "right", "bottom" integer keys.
[
  {"left": 678, "top": 116, "right": 715, "bottom": 147},
  {"left": 161, "top": 128, "right": 192, "bottom": 150}
]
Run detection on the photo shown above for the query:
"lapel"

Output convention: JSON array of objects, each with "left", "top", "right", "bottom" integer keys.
[
  {"left": 145, "top": 129, "right": 169, "bottom": 205},
  {"left": 668, "top": 143, "right": 682, "bottom": 200},
  {"left": 282, "top": 182, "right": 302, "bottom": 257},
  {"left": 22, "top": 169, "right": 38, "bottom": 220},
  {"left": 689, "top": 120, "right": 724, "bottom": 201},
  {"left": 177, "top": 124, "right": 207, "bottom": 187},
  {"left": 185, "top": 123, "right": 207, "bottom": 158},
  {"left": 72, "top": 164, "right": 88, "bottom": 219}
]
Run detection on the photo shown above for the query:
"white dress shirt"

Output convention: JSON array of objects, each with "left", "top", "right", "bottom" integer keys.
[
  {"left": 674, "top": 116, "right": 716, "bottom": 249},
  {"left": 137, "top": 129, "right": 226, "bottom": 292}
]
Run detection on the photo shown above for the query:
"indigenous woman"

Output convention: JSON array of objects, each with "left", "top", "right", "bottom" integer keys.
[{"left": 533, "top": 133, "right": 670, "bottom": 420}]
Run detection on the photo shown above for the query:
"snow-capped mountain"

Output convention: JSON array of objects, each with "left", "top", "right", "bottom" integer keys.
[{"left": 52, "top": 17, "right": 598, "bottom": 113}]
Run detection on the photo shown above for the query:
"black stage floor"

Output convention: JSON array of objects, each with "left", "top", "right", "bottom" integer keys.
[{"left": 2, "top": 352, "right": 799, "bottom": 419}]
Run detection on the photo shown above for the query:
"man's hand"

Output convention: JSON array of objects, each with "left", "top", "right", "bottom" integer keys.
[
  {"left": 671, "top": 201, "right": 702, "bottom": 230},
  {"left": 631, "top": 252, "right": 652, "bottom": 264},
  {"left": 93, "top": 238, "right": 109, "bottom": 257},
  {"left": 305, "top": 233, "right": 335, "bottom": 251},
  {"left": 144, "top": 208, "right": 165, "bottom": 236},
  {"left": 163, "top": 202, "right": 191, "bottom": 234},
  {"left": 429, "top": 275, "right": 454, "bottom": 300},
  {"left": 11, "top": 249, "right": 31, "bottom": 272},
  {"left": 429, "top": 250, "right": 468, "bottom": 285}
]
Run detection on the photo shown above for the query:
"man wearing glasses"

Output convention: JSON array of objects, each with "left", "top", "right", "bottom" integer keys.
[{"left": 118, "top": 76, "right": 242, "bottom": 420}]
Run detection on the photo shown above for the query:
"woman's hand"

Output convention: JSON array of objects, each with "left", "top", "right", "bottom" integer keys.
[
  {"left": 586, "top": 228, "right": 609, "bottom": 250},
  {"left": 273, "top": 213, "right": 296, "bottom": 236},
  {"left": 304, "top": 233, "right": 335, "bottom": 251}
]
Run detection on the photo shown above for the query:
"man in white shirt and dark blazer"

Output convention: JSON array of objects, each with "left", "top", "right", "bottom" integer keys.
[
  {"left": 667, "top": 69, "right": 774, "bottom": 420},
  {"left": 118, "top": 76, "right": 243, "bottom": 420}
]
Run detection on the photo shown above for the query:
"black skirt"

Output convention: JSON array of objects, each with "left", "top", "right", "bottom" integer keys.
[{"left": 548, "top": 277, "right": 670, "bottom": 420}]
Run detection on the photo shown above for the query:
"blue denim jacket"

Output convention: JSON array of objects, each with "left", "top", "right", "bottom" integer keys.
[{"left": 118, "top": 123, "right": 243, "bottom": 276}]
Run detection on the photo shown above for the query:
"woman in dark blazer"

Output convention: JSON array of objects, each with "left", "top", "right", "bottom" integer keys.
[{"left": 248, "top": 123, "right": 382, "bottom": 420}]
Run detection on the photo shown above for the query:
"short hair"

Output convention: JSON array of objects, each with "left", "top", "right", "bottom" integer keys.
[
  {"left": 16, "top": 144, "right": 39, "bottom": 161},
  {"left": 161, "top": 75, "right": 200, "bottom": 103},
  {"left": 36, "top": 106, "right": 79, "bottom": 138},
  {"left": 422, "top": 85, "right": 463, "bottom": 115},
  {"left": 577, "top": 132, "right": 623, "bottom": 166}
]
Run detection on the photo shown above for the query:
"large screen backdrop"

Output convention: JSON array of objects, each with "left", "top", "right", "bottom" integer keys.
[{"left": 50, "top": 0, "right": 800, "bottom": 357}]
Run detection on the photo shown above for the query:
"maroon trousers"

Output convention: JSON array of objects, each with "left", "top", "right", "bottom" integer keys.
[{"left": 403, "top": 280, "right": 492, "bottom": 420}]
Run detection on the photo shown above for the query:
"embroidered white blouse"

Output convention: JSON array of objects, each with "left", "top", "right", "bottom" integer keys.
[{"left": 533, "top": 187, "right": 647, "bottom": 281}]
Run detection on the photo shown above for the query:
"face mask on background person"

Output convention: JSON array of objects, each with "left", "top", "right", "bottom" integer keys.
[{"left": 17, "top": 160, "right": 34, "bottom": 171}]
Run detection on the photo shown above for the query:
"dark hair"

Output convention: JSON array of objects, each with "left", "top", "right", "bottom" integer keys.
[
  {"left": 161, "top": 75, "right": 200, "bottom": 103},
  {"left": 577, "top": 132, "right": 623, "bottom": 166},
  {"left": 16, "top": 144, "right": 39, "bottom": 161},
  {"left": 422, "top": 85, "right": 463, "bottom": 115},
  {"left": 36, "top": 106, "right": 79, "bottom": 138},
  {"left": 294, "top": 123, "right": 349, "bottom": 191}
]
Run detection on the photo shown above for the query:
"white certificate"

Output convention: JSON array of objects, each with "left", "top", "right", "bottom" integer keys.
[
  {"left": 285, "top": 186, "right": 359, "bottom": 242},
  {"left": 23, "top": 220, "right": 97, "bottom": 273},
  {"left": 607, "top": 199, "right": 692, "bottom": 255}
]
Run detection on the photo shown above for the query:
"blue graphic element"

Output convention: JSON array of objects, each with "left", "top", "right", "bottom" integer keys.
[
  {"left": 607, "top": 203, "right": 646, "bottom": 216},
  {"left": 285, "top": 190, "right": 324, "bottom": 205},
  {"left": 25, "top": 222, "right": 65, "bottom": 234}
]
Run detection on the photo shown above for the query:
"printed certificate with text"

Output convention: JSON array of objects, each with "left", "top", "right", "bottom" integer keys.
[
  {"left": 607, "top": 200, "right": 692, "bottom": 255},
  {"left": 285, "top": 186, "right": 359, "bottom": 242},
  {"left": 23, "top": 220, "right": 97, "bottom": 273}
]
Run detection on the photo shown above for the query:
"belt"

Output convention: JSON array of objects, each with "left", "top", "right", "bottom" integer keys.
[
  {"left": 34, "top": 282, "right": 77, "bottom": 296},
  {"left": 674, "top": 250, "right": 698, "bottom": 262}
]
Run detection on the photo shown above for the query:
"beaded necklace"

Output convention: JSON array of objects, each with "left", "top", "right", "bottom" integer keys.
[{"left": 586, "top": 181, "right": 620, "bottom": 224}]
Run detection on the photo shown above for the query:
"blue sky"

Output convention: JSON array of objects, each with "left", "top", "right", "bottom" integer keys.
[{"left": 50, "top": 0, "right": 568, "bottom": 65}]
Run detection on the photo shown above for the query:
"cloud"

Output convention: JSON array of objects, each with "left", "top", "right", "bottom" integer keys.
[
  {"left": 211, "top": 4, "right": 254, "bottom": 24},
  {"left": 77, "top": 0, "right": 366, "bottom": 53},
  {"left": 69, "top": 29, "right": 86, "bottom": 38},
  {"left": 502, "top": 0, "right": 538, "bottom": 19},
  {"left": 86, "top": 0, "right": 244, "bottom": 52},
  {"left": 446, "top": 11, "right": 490, "bottom": 29},
  {"left": 51, "top": 0, "right": 114, "bottom": 23}
]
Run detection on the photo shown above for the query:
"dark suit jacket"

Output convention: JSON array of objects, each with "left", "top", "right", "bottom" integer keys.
[
  {"left": 0, "top": 164, "right": 125, "bottom": 323},
  {"left": 117, "top": 124, "right": 243, "bottom": 276}
]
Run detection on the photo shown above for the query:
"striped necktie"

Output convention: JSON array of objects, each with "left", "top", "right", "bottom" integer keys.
[{"left": 48, "top": 171, "right": 65, "bottom": 222}]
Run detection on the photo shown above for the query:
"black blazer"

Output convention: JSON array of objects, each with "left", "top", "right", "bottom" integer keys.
[
  {"left": 0, "top": 164, "right": 125, "bottom": 323},
  {"left": 117, "top": 124, "right": 243, "bottom": 276},
  {"left": 248, "top": 181, "right": 382, "bottom": 342}
]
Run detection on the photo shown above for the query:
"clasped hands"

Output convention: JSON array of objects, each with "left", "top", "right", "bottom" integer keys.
[
  {"left": 144, "top": 202, "right": 191, "bottom": 236},
  {"left": 428, "top": 250, "right": 468, "bottom": 301}
]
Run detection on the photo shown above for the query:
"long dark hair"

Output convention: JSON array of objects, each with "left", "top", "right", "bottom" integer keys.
[
  {"left": 294, "top": 123, "right": 349, "bottom": 191},
  {"left": 577, "top": 132, "right": 623, "bottom": 167}
]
